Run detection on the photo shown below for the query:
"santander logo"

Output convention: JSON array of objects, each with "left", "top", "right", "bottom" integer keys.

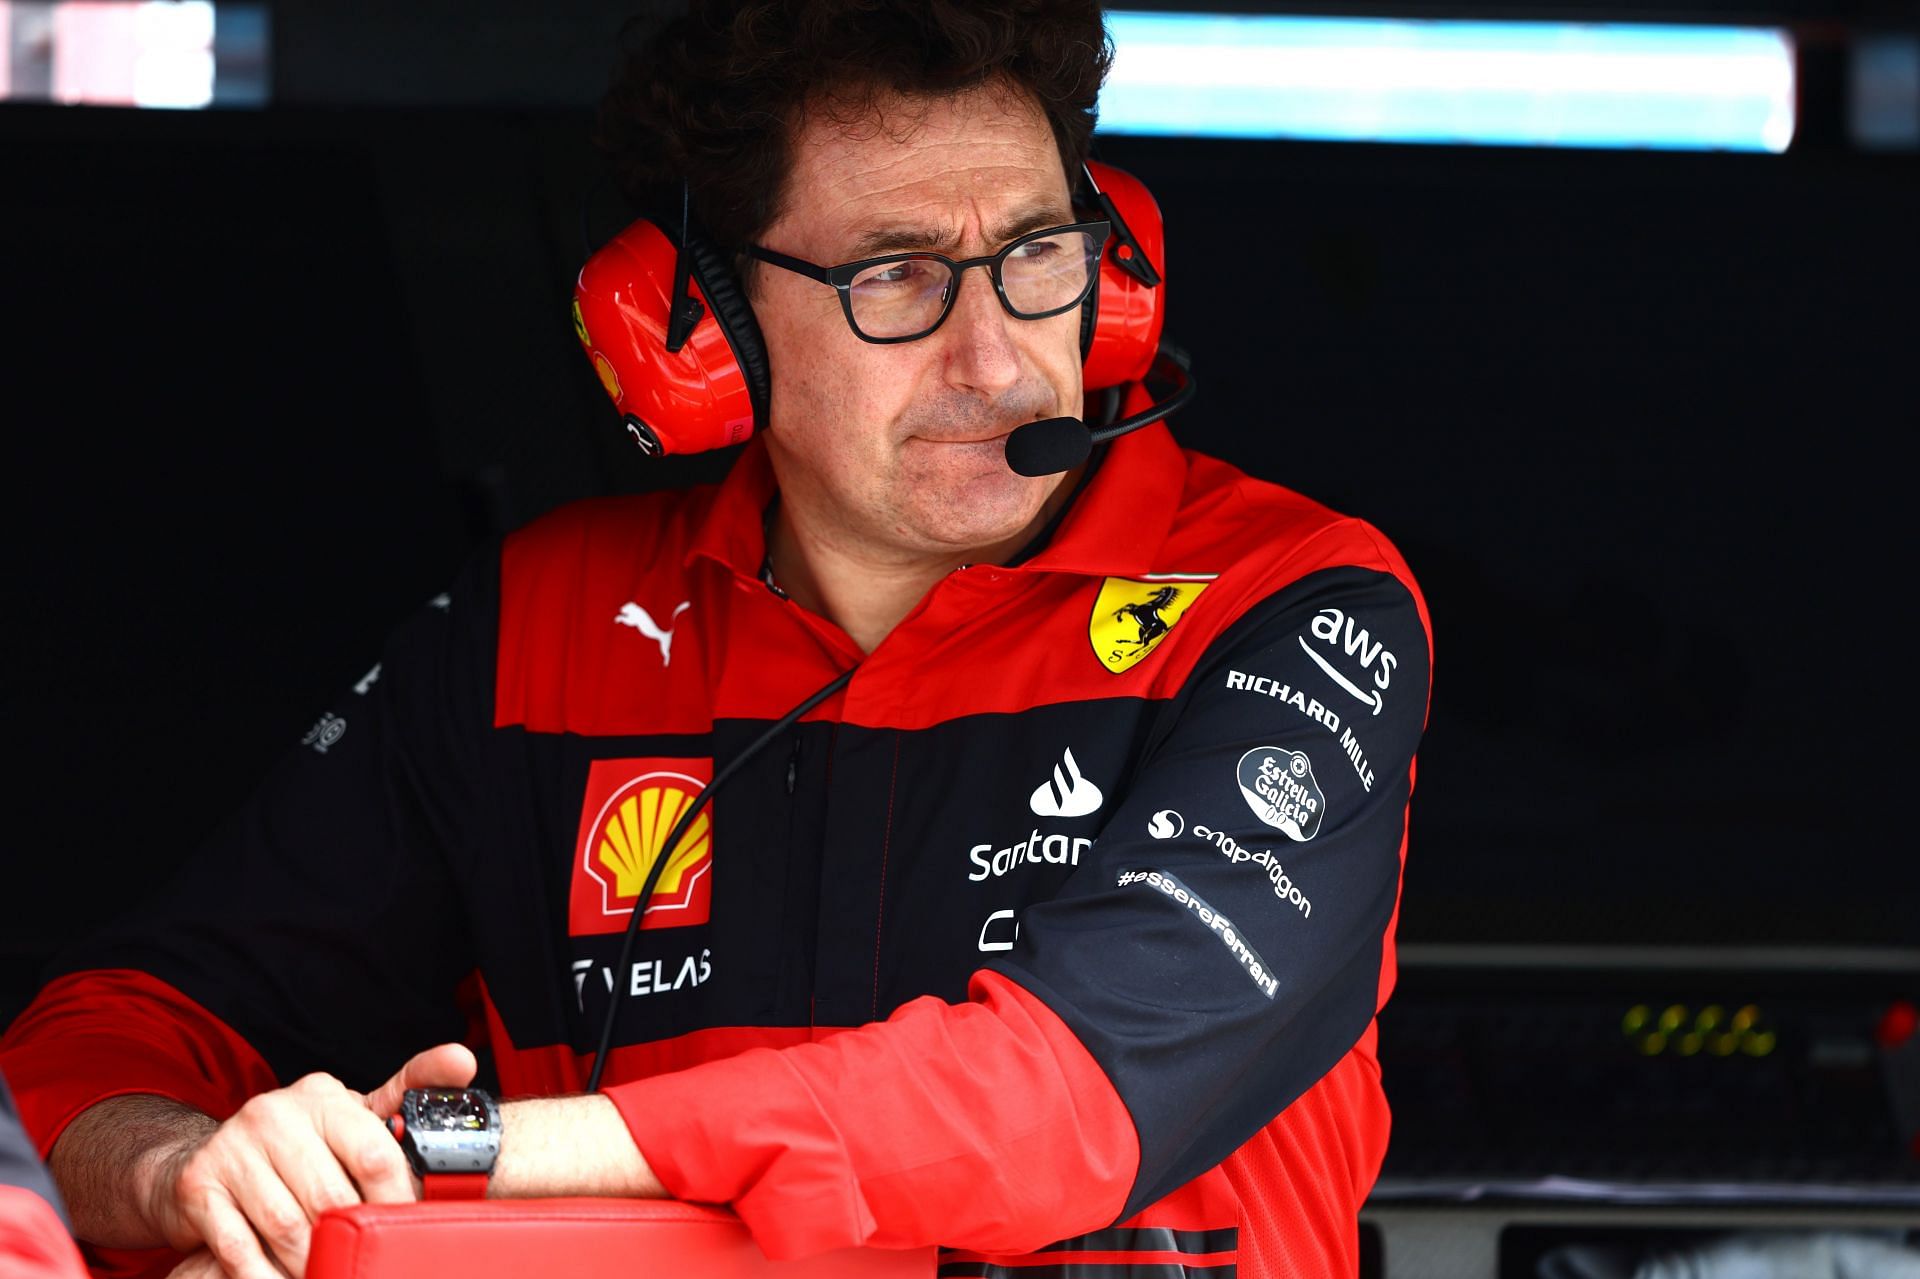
[{"left": 1029, "top": 748, "right": 1104, "bottom": 818}]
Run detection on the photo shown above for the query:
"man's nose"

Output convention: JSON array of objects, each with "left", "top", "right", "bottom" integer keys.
[{"left": 939, "top": 263, "right": 1022, "bottom": 397}]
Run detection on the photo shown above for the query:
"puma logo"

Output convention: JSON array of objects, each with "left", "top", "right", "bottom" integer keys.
[{"left": 615, "top": 601, "right": 691, "bottom": 666}]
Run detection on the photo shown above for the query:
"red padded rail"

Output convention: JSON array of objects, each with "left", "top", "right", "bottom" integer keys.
[{"left": 308, "top": 1200, "right": 934, "bottom": 1279}]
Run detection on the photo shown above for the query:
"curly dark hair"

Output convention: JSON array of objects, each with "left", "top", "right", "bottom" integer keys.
[{"left": 595, "top": 0, "right": 1112, "bottom": 278}]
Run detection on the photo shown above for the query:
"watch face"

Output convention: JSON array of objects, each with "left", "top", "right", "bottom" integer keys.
[
  {"left": 409, "top": 1089, "right": 492, "bottom": 1133},
  {"left": 401, "top": 1088, "right": 500, "bottom": 1174}
]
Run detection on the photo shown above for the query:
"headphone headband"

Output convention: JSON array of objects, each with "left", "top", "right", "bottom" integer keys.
[{"left": 572, "top": 160, "right": 1168, "bottom": 456}]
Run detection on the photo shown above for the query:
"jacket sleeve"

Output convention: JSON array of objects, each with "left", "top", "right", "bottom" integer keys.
[
  {"left": 0, "top": 1187, "right": 89, "bottom": 1279},
  {"left": 0, "top": 549, "right": 502, "bottom": 1164},
  {"left": 611, "top": 562, "right": 1430, "bottom": 1257},
  {"left": 1, "top": 1076, "right": 88, "bottom": 1279}
]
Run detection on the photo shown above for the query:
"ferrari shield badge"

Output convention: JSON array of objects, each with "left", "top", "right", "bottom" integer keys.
[{"left": 1088, "top": 577, "right": 1210, "bottom": 674}]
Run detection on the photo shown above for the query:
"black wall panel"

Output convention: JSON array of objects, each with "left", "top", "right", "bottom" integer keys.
[{"left": 2, "top": 103, "right": 1913, "bottom": 1024}]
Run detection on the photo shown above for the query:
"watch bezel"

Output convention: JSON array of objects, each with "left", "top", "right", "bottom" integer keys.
[{"left": 398, "top": 1086, "right": 501, "bottom": 1176}]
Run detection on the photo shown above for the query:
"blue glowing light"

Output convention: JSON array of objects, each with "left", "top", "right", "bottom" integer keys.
[{"left": 1100, "top": 12, "right": 1796, "bottom": 152}]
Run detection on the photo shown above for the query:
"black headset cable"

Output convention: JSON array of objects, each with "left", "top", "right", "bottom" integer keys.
[{"left": 585, "top": 664, "right": 858, "bottom": 1093}]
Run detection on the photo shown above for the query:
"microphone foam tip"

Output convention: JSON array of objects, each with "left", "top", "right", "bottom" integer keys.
[{"left": 1005, "top": 416, "right": 1092, "bottom": 477}]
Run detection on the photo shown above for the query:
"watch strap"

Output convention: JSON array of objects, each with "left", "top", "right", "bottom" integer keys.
[{"left": 421, "top": 1172, "right": 490, "bottom": 1201}]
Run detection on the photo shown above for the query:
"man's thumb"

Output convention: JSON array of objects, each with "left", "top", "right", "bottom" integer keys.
[{"left": 364, "top": 1043, "right": 479, "bottom": 1118}]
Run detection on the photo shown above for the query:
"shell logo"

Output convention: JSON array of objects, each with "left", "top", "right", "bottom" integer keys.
[
  {"left": 569, "top": 758, "right": 713, "bottom": 935},
  {"left": 596, "top": 783, "right": 709, "bottom": 900}
]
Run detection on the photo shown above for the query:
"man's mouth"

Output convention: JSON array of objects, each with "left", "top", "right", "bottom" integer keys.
[
  {"left": 919, "top": 413, "right": 1062, "bottom": 446},
  {"left": 914, "top": 426, "right": 1016, "bottom": 446}
]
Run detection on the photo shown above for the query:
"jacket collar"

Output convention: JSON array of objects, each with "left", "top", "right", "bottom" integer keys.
[{"left": 684, "top": 422, "right": 1187, "bottom": 580}]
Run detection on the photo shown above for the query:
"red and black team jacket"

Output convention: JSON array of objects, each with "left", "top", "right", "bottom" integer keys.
[{"left": 0, "top": 422, "right": 1432, "bottom": 1278}]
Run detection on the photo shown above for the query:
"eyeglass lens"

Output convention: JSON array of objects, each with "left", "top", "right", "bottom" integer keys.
[{"left": 844, "top": 229, "right": 1100, "bottom": 340}]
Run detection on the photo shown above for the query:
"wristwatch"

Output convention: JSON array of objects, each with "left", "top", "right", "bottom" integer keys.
[{"left": 388, "top": 1087, "right": 501, "bottom": 1200}]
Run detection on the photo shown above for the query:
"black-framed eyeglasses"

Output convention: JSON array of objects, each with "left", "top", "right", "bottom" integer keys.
[{"left": 743, "top": 220, "right": 1111, "bottom": 345}]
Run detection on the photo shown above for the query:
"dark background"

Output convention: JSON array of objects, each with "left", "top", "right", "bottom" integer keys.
[{"left": 3, "top": 0, "right": 1917, "bottom": 1028}]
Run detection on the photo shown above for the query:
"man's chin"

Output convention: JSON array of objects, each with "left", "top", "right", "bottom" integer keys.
[{"left": 898, "top": 458, "right": 1060, "bottom": 554}]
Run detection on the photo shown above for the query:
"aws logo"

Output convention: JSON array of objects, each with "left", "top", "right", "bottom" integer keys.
[
  {"left": 568, "top": 757, "right": 713, "bottom": 936},
  {"left": 1088, "top": 576, "right": 1213, "bottom": 675}
]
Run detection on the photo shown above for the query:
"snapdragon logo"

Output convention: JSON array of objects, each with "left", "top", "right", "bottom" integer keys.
[
  {"left": 1147, "top": 809, "right": 1184, "bottom": 840},
  {"left": 1117, "top": 868, "right": 1278, "bottom": 1000},
  {"left": 1192, "top": 824, "right": 1313, "bottom": 918}
]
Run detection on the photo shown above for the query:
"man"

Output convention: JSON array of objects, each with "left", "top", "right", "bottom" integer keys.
[{"left": 0, "top": 3, "right": 1431, "bottom": 1277}]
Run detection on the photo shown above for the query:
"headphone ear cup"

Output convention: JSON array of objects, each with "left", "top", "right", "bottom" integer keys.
[
  {"left": 682, "top": 232, "right": 771, "bottom": 432},
  {"left": 1079, "top": 254, "right": 1101, "bottom": 361},
  {"left": 571, "top": 217, "right": 765, "bottom": 455},
  {"left": 1080, "top": 161, "right": 1167, "bottom": 391}
]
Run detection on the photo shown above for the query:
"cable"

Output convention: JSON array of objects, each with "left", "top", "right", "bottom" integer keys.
[{"left": 585, "top": 664, "right": 858, "bottom": 1093}]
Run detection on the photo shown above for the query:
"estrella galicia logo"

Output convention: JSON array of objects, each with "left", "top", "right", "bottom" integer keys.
[
  {"left": 1147, "top": 809, "right": 1184, "bottom": 840},
  {"left": 1235, "top": 747, "right": 1326, "bottom": 842}
]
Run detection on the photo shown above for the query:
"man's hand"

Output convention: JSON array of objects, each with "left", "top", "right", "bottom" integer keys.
[
  {"left": 149, "top": 1043, "right": 476, "bottom": 1279},
  {"left": 165, "top": 1248, "right": 237, "bottom": 1279},
  {"left": 55, "top": 1044, "right": 475, "bottom": 1279},
  {"left": 149, "top": 1044, "right": 476, "bottom": 1267}
]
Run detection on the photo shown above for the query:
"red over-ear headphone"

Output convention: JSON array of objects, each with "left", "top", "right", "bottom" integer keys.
[{"left": 570, "top": 160, "right": 1172, "bottom": 458}]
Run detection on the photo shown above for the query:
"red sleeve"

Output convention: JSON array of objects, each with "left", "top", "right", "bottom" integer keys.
[
  {"left": 0, "top": 970, "right": 280, "bottom": 1162},
  {"left": 0, "top": 1187, "right": 89, "bottom": 1279},
  {"left": 605, "top": 970, "right": 1138, "bottom": 1260}
]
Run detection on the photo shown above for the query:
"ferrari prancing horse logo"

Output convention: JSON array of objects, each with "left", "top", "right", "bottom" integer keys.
[{"left": 1089, "top": 577, "right": 1211, "bottom": 674}]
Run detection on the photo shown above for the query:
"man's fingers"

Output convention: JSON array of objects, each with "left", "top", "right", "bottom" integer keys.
[
  {"left": 191, "top": 1187, "right": 288, "bottom": 1279},
  {"left": 258, "top": 1120, "right": 367, "bottom": 1275},
  {"left": 363, "top": 1043, "right": 477, "bottom": 1118},
  {"left": 259, "top": 1107, "right": 362, "bottom": 1223},
  {"left": 228, "top": 1146, "right": 315, "bottom": 1279},
  {"left": 166, "top": 1248, "right": 231, "bottom": 1279},
  {"left": 322, "top": 1105, "right": 417, "bottom": 1206}
]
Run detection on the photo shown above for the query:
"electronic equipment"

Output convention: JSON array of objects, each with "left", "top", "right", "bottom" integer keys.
[
  {"left": 1373, "top": 956, "right": 1920, "bottom": 1198},
  {"left": 570, "top": 161, "right": 1183, "bottom": 467}
]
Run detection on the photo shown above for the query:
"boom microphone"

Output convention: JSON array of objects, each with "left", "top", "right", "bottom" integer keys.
[
  {"left": 1003, "top": 347, "right": 1196, "bottom": 478},
  {"left": 1005, "top": 416, "right": 1092, "bottom": 477}
]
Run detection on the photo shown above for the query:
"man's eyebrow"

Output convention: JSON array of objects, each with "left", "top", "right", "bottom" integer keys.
[{"left": 843, "top": 201, "right": 1074, "bottom": 261}]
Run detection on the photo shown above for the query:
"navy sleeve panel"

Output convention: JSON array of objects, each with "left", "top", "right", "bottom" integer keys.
[
  {"left": 48, "top": 549, "right": 504, "bottom": 1092},
  {"left": 0, "top": 1077, "right": 64, "bottom": 1227},
  {"left": 987, "top": 566, "right": 1429, "bottom": 1216}
]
